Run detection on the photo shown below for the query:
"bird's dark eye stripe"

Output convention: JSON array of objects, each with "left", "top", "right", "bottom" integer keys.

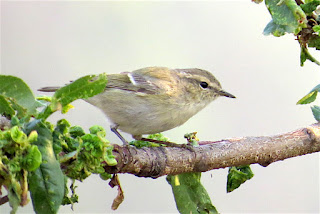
[{"left": 200, "top": 81, "right": 209, "bottom": 88}]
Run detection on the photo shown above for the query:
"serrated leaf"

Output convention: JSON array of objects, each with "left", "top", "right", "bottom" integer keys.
[
  {"left": 264, "top": 0, "right": 307, "bottom": 36},
  {"left": 311, "top": 105, "right": 320, "bottom": 121},
  {"left": 26, "top": 120, "right": 64, "bottom": 214},
  {"left": 0, "top": 75, "right": 41, "bottom": 116},
  {"left": 167, "top": 173, "right": 218, "bottom": 214},
  {"left": 227, "top": 165, "right": 254, "bottom": 193}
]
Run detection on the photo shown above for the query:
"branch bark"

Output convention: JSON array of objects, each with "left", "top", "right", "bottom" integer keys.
[{"left": 104, "top": 123, "right": 320, "bottom": 178}]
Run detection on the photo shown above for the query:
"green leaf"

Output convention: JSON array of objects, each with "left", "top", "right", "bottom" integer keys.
[
  {"left": 54, "top": 74, "right": 107, "bottom": 106},
  {"left": 104, "top": 146, "right": 117, "bottom": 166},
  {"left": 311, "top": 105, "right": 320, "bottom": 121},
  {"left": 99, "top": 172, "right": 112, "bottom": 180},
  {"left": 313, "top": 25, "right": 320, "bottom": 34},
  {"left": 82, "top": 134, "right": 103, "bottom": 158},
  {"left": 10, "top": 126, "right": 27, "bottom": 144},
  {"left": 61, "top": 104, "right": 74, "bottom": 114},
  {"left": 0, "top": 95, "right": 15, "bottom": 117},
  {"left": 300, "top": 46, "right": 320, "bottom": 66},
  {"left": 59, "top": 123, "right": 116, "bottom": 180},
  {"left": 8, "top": 180, "right": 21, "bottom": 214},
  {"left": 130, "top": 133, "right": 169, "bottom": 148},
  {"left": 308, "top": 35, "right": 320, "bottom": 50},
  {"left": 264, "top": 0, "right": 307, "bottom": 36},
  {"left": 167, "top": 173, "right": 218, "bottom": 214},
  {"left": 300, "top": 0, "right": 320, "bottom": 14},
  {"left": 69, "top": 126, "right": 85, "bottom": 138},
  {"left": 297, "top": 84, "right": 320, "bottom": 104},
  {"left": 0, "top": 75, "right": 40, "bottom": 116},
  {"left": 27, "top": 130, "right": 38, "bottom": 143},
  {"left": 297, "top": 91, "right": 318, "bottom": 104},
  {"left": 22, "top": 145, "right": 42, "bottom": 171},
  {"left": 89, "top": 125, "right": 106, "bottom": 136},
  {"left": 39, "top": 74, "right": 107, "bottom": 120},
  {"left": 263, "top": 19, "right": 290, "bottom": 37},
  {"left": 26, "top": 120, "right": 64, "bottom": 214},
  {"left": 227, "top": 165, "right": 254, "bottom": 193},
  {"left": 10, "top": 116, "right": 20, "bottom": 127},
  {"left": 184, "top": 132, "right": 200, "bottom": 146},
  {"left": 61, "top": 179, "right": 78, "bottom": 206}
]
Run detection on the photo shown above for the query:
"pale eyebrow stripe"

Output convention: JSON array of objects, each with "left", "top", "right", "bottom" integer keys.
[{"left": 127, "top": 73, "right": 137, "bottom": 85}]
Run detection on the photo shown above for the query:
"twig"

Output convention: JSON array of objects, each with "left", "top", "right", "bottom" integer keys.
[
  {"left": 105, "top": 123, "right": 320, "bottom": 178},
  {"left": 0, "top": 195, "right": 9, "bottom": 205}
]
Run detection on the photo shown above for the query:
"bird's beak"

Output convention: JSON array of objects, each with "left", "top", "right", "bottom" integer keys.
[{"left": 218, "top": 90, "right": 236, "bottom": 98}]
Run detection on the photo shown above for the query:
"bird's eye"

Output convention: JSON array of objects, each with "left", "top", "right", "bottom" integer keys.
[{"left": 200, "top": 81, "right": 209, "bottom": 89}]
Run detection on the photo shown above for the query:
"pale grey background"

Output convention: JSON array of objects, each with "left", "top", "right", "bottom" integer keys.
[{"left": 1, "top": 0, "right": 320, "bottom": 213}]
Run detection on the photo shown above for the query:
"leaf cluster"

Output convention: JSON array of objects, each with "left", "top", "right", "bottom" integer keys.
[
  {"left": 0, "top": 74, "right": 119, "bottom": 214},
  {"left": 53, "top": 120, "right": 117, "bottom": 181},
  {"left": 0, "top": 124, "right": 41, "bottom": 213},
  {"left": 257, "top": 0, "right": 320, "bottom": 123},
  {"left": 258, "top": 0, "right": 320, "bottom": 66}
]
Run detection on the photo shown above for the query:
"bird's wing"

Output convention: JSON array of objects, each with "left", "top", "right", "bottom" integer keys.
[
  {"left": 106, "top": 68, "right": 171, "bottom": 95},
  {"left": 39, "top": 67, "right": 173, "bottom": 95}
]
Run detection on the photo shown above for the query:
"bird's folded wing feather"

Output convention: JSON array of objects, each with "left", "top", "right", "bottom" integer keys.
[{"left": 106, "top": 72, "right": 164, "bottom": 95}]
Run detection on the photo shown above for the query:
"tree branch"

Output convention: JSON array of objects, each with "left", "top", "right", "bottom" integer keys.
[{"left": 104, "top": 123, "right": 320, "bottom": 178}]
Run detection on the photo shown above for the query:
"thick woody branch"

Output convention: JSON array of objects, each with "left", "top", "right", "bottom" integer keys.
[{"left": 104, "top": 123, "right": 320, "bottom": 178}]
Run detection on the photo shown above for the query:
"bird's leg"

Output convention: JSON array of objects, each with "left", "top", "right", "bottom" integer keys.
[{"left": 110, "top": 124, "right": 129, "bottom": 145}]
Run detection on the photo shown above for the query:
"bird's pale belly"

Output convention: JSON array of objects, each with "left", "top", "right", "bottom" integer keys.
[{"left": 86, "top": 90, "right": 206, "bottom": 136}]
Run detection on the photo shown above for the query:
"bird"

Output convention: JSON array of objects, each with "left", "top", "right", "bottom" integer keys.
[{"left": 39, "top": 67, "right": 235, "bottom": 146}]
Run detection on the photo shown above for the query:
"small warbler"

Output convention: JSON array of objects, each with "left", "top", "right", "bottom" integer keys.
[{"left": 39, "top": 67, "right": 235, "bottom": 146}]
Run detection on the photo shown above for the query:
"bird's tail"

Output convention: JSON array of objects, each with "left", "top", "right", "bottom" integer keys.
[{"left": 38, "top": 86, "right": 60, "bottom": 92}]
